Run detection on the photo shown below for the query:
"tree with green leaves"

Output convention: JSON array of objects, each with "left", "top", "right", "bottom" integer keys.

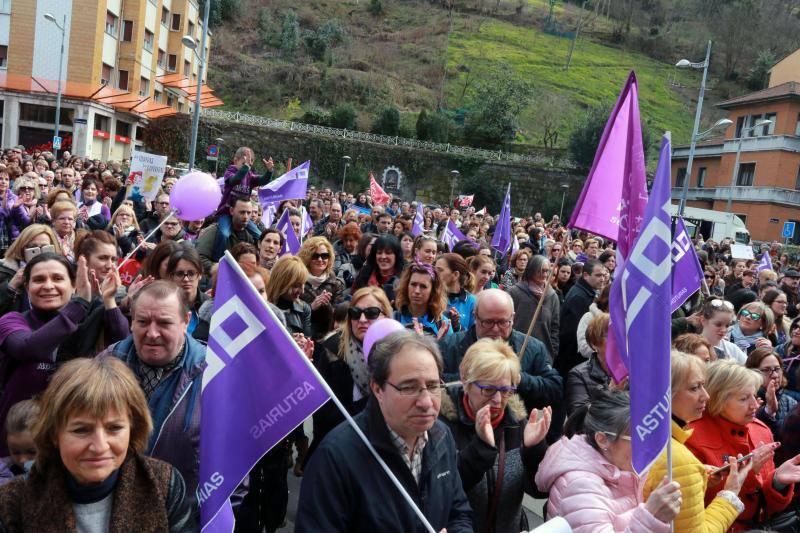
[
  {"left": 330, "top": 103, "right": 357, "bottom": 129},
  {"left": 280, "top": 10, "right": 301, "bottom": 58},
  {"left": 463, "top": 65, "right": 534, "bottom": 146},
  {"left": 368, "top": 0, "right": 383, "bottom": 16},
  {"left": 416, "top": 109, "right": 451, "bottom": 143},
  {"left": 372, "top": 106, "right": 401, "bottom": 136}
]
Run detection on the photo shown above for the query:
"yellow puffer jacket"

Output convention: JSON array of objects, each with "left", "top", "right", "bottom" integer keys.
[{"left": 643, "top": 421, "right": 740, "bottom": 532}]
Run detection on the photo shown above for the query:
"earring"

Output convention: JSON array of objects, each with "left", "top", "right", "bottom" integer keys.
[{"left": 603, "top": 448, "right": 609, "bottom": 452}]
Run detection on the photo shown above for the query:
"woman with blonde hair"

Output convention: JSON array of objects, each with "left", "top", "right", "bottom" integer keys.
[
  {"left": 0, "top": 357, "right": 195, "bottom": 530},
  {"left": 107, "top": 204, "right": 141, "bottom": 256},
  {"left": 0, "top": 224, "right": 60, "bottom": 315},
  {"left": 442, "top": 338, "right": 551, "bottom": 533},
  {"left": 730, "top": 301, "right": 773, "bottom": 353},
  {"left": 684, "top": 359, "right": 800, "bottom": 529},
  {"left": 12, "top": 174, "right": 39, "bottom": 227},
  {"left": 468, "top": 254, "right": 498, "bottom": 295},
  {"left": 266, "top": 255, "right": 311, "bottom": 337},
  {"left": 672, "top": 333, "right": 715, "bottom": 363},
  {"left": 298, "top": 236, "right": 344, "bottom": 340},
  {"left": 394, "top": 261, "right": 451, "bottom": 338}
]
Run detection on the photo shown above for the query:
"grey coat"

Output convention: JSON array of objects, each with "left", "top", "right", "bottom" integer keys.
[{"left": 508, "top": 282, "right": 560, "bottom": 363}]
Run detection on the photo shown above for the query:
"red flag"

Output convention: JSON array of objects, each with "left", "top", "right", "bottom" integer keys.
[{"left": 370, "top": 176, "right": 391, "bottom": 206}]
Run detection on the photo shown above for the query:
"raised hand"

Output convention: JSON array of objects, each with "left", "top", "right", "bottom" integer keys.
[
  {"left": 523, "top": 406, "right": 552, "bottom": 448},
  {"left": 436, "top": 319, "right": 451, "bottom": 340},
  {"left": 100, "top": 270, "right": 121, "bottom": 309},
  {"left": 723, "top": 454, "right": 755, "bottom": 495},
  {"left": 74, "top": 256, "right": 92, "bottom": 301},
  {"left": 775, "top": 454, "right": 800, "bottom": 486},
  {"left": 474, "top": 404, "right": 495, "bottom": 447},
  {"left": 751, "top": 441, "right": 780, "bottom": 473},
  {"left": 262, "top": 157, "right": 274, "bottom": 172},
  {"left": 766, "top": 379, "right": 779, "bottom": 416}
]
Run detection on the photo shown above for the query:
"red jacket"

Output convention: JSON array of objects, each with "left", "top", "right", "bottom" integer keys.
[{"left": 686, "top": 413, "right": 794, "bottom": 528}]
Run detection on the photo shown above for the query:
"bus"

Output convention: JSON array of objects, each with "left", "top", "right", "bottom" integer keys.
[{"left": 668, "top": 204, "right": 750, "bottom": 244}]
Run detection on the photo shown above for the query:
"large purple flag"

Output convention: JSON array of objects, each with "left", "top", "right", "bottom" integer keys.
[
  {"left": 441, "top": 219, "right": 466, "bottom": 251},
  {"left": 757, "top": 251, "right": 774, "bottom": 272},
  {"left": 199, "top": 254, "right": 329, "bottom": 530},
  {"left": 258, "top": 160, "right": 310, "bottom": 204},
  {"left": 491, "top": 184, "right": 512, "bottom": 255},
  {"left": 568, "top": 72, "right": 648, "bottom": 259},
  {"left": 275, "top": 209, "right": 301, "bottom": 255},
  {"left": 412, "top": 203, "right": 424, "bottom": 236},
  {"left": 670, "top": 218, "right": 704, "bottom": 313},
  {"left": 609, "top": 134, "right": 672, "bottom": 475}
]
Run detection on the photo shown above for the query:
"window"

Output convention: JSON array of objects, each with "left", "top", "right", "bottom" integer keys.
[
  {"left": 171, "top": 13, "right": 181, "bottom": 31},
  {"left": 0, "top": 45, "right": 7, "bottom": 68},
  {"left": 167, "top": 94, "right": 175, "bottom": 107},
  {"left": 736, "top": 162, "right": 756, "bottom": 186},
  {"left": 139, "top": 77, "right": 150, "bottom": 97},
  {"left": 167, "top": 54, "right": 177, "bottom": 72},
  {"left": 122, "top": 20, "right": 133, "bottom": 42},
  {"left": 143, "top": 30, "right": 154, "bottom": 52},
  {"left": 101, "top": 63, "right": 112, "bottom": 85},
  {"left": 116, "top": 121, "right": 131, "bottom": 138},
  {"left": 735, "top": 116, "right": 745, "bottom": 138},
  {"left": 795, "top": 165, "right": 800, "bottom": 190},
  {"left": 105, "top": 11, "right": 118, "bottom": 37},
  {"left": 20, "top": 104, "right": 72, "bottom": 125},
  {"left": 161, "top": 7, "right": 169, "bottom": 26},
  {"left": 183, "top": 60, "right": 190, "bottom": 76},
  {"left": 118, "top": 70, "right": 129, "bottom": 91},
  {"left": 157, "top": 49, "right": 166, "bottom": 68},
  {"left": 796, "top": 113, "right": 800, "bottom": 136},
  {"left": 675, "top": 167, "right": 687, "bottom": 188},
  {"left": 764, "top": 113, "right": 777, "bottom": 135},
  {"left": 154, "top": 90, "right": 162, "bottom": 103},
  {"left": 697, "top": 167, "right": 707, "bottom": 188},
  {"left": 94, "top": 114, "right": 110, "bottom": 132},
  {"left": 188, "top": 20, "right": 195, "bottom": 38},
  {"left": 0, "top": 0, "right": 10, "bottom": 14}
]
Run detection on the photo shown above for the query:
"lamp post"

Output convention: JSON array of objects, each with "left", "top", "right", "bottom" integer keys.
[
  {"left": 559, "top": 183, "right": 569, "bottom": 220},
  {"left": 341, "top": 155, "right": 351, "bottom": 192},
  {"left": 726, "top": 118, "right": 773, "bottom": 235},
  {"left": 183, "top": 0, "right": 210, "bottom": 171},
  {"left": 43, "top": 13, "right": 66, "bottom": 161},
  {"left": 213, "top": 137, "right": 223, "bottom": 177},
  {"left": 676, "top": 40, "right": 712, "bottom": 216},
  {"left": 450, "top": 170, "right": 459, "bottom": 207}
]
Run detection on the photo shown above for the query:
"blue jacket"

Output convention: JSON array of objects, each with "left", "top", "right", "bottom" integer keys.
[
  {"left": 447, "top": 290, "right": 476, "bottom": 332},
  {"left": 296, "top": 396, "right": 473, "bottom": 532},
  {"left": 101, "top": 334, "right": 206, "bottom": 505}
]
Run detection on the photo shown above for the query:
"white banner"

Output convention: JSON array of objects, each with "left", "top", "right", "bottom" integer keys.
[{"left": 129, "top": 150, "right": 168, "bottom": 201}]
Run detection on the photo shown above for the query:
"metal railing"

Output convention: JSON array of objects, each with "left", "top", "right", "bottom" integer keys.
[{"left": 202, "top": 108, "right": 577, "bottom": 170}]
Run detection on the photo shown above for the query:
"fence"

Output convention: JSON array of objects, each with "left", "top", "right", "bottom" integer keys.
[{"left": 201, "top": 108, "right": 577, "bottom": 170}]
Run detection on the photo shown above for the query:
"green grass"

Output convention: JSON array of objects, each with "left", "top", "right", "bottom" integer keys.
[{"left": 446, "top": 16, "right": 700, "bottom": 149}]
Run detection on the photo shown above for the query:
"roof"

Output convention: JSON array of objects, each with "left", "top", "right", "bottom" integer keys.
[{"left": 717, "top": 81, "right": 800, "bottom": 109}]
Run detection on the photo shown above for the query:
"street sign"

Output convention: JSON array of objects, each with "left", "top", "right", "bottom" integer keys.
[
  {"left": 74, "top": 118, "right": 88, "bottom": 125},
  {"left": 206, "top": 144, "right": 218, "bottom": 161},
  {"left": 52, "top": 136, "right": 62, "bottom": 150},
  {"left": 783, "top": 221, "right": 796, "bottom": 239}
]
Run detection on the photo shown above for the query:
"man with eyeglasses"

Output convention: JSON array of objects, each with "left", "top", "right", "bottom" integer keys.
[
  {"left": 439, "top": 289, "right": 562, "bottom": 441},
  {"left": 140, "top": 192, "right": 173, "bottom": 235},
  {"left": 297, "top": 330, "right": 473, "bottom": 532}
]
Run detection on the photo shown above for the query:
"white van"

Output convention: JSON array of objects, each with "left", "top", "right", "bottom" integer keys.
[{"left": 668, "top": 204, "right": 750, "bottom": 244}]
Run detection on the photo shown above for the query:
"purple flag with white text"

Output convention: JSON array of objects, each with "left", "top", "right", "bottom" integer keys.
[
  {"left": 441, "top": 219, "right": 466, "bottom": 251},
  {"left": 199, "top": 254, "right": 329, "bottom": 530},
  {"left": 275, "top": 209, "right": 301, "bottom": 255},
  {"left": 258, "top": 161, "right": 310, "bottom": 204},
  {"left": 670, "top": 218, "right": 704, "bottom": 313},
  {"left": 609, "top": 134, "right": 672, "bottom": 475},
  {"left": 492, "top": 184, "right": 512, "bottom": 255},
  {"left": 412, "top": 203, "right": 424, "bottom": 236},
  {"left": 757, "top": 252, "right": 774, "bottom": 272}
]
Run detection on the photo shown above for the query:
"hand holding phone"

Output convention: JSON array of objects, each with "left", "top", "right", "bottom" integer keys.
[{"left": 711, "top": 452, "right": 754, "bottom": 475}]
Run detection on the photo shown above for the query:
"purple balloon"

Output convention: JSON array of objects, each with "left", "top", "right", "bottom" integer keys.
[
  {"left": 362, "top": 318, "right": 405, "bottom": 362},
  {"left": 170, "top": 171, "right": 222, "bottom": 221}
]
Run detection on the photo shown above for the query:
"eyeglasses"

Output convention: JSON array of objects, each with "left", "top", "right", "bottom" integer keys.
[
  {"left": 348, "top": 306, "right": 382, "bottom": 320},
  {"left": 759, "top": 366, "right": 782, "bottom": 376},
  {"left": 311, "top": 252, "right": 330, "bottom": 261},
  {"left": 171, "top": 270, "right": 199, "bottom": 281},
  {"left": 386, "top": 380, "right": 444, "bottom": 397},
  {"left": 602, "top": 431, "right": 632, "bottom": 442},
  {"left": 476, "top": 317, "right": 513, "bottom": 329},
  {"left": 704, "top": 274, "right": 715, "bottom": 280},
  {"left": 471, "top": 381, "right": 517, "bottom": 398},
  {"left": 709, "top": 299, "right": 734, "bottom": 312},
  {"left": 18, "top": 186, "right": 34, "bottom": 192},
  {"left": 739, "top": 309, "right": 763, "bottom": 321},
  {"left": 162, "top": 222, "right": 179, "bottom": 227}
]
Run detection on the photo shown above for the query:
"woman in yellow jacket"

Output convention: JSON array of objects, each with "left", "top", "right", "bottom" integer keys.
[{"left": 644, "top": 351, "right": 750, "bottom": 532}]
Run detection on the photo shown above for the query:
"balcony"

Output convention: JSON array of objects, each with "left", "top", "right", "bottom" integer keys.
[
  {"left": 671, "top": 186, "right": 800, "bottom": 207},
  {"left": 673, "top": 135, "right": 800, "bottom": 159}
]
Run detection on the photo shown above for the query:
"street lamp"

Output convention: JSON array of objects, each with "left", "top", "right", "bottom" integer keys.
[
  {"left": 450, "top": 170, "right": 460, "bottom": 207},
  {"left": 676, "top": 40, "right": 713, "bottom": 216},
  {"left": 341, "top": 155, "right": 351, "bottom": 192},
  {"left": 184, "top": 0, "right": 210, "bottom": 171},
  {"left": 725, "top": 118, "right": 773, "bottom": 235},
  {"left": 559, "top": 183, "right": 569, "bottom": 220},
  {"left": 43, "top": 13, "right": 66, "bottom": 160},
  {"left": 214, "top": 137, "right": 224, "bottom": 177}
]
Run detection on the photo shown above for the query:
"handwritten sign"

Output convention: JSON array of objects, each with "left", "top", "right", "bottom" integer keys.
[{"left": 130, "top": 150, "right": 167, "bottom": 201}]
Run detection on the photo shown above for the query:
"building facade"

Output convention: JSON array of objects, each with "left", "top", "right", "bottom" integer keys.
[{"left": 0, "top": 0, "right": 220, "bottom": 160}]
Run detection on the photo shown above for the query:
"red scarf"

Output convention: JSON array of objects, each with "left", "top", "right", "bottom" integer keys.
[{"left": 462, "top": 393, "right": 505, "bottom": 428}]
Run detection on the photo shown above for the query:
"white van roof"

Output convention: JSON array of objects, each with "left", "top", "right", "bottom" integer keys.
[{"left": 668, "top": 203, "right": 747, "bottom": 229}]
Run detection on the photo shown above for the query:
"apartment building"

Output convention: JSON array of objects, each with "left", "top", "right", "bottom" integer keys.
[{"left": 0, "top": 0, "right": 221, "bottom": 160}]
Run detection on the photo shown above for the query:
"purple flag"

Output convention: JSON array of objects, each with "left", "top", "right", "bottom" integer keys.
[
  {"left": 412, "top": 203, "right": 424, "bottom": 236},
  {"left": 670, "top": 218, "right": 704, "bottom": 313},
  {"left": 441, "top": 219, "right": 466, "bottom": 251},
  {"left": 492, "top": 184, "right": 512, "bottom": 255},
  {"left": 568, "top": 72, "right": 648, "bottom": 259},
  {"left": 275, "top": 209, "right": 301, "bottom": 255},
  {"left": 199, "top": 254, "right": 329, "bottom": 530},
  {"left": 260, "top": 200, "right": 279, "bottom": 228},
  {"left": 300, "top": 206, "right": 313, "bottom": 237},
  {"left": 511, "top": 234, "right": 520, "bottom": 255},
  {"left": 258, "top": 160, "right": 310, "bottom": 204},
  {"left": 757, "top": 251, "right": 774, "bottom": 272},
  {"left": 608, "top": 134, "right": 672, "bottom": 475}
]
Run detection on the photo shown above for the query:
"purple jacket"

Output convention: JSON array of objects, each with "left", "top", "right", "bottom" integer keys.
[
  {"left": 0, "top": 192, "right": 26, "bottom": 241},
  {"left": 214, "top": 164, "right": 273, "bottom": 217}
]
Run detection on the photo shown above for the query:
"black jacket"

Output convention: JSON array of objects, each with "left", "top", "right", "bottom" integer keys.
[
  {"left": 296, "top": 396, "right": 473, "bottom": 532},
  {"left": 276, "top": 297, "right": 311, "bottom": 337},
  {"left": 557, "top": 277, "right": 596, "bottom": 376}
]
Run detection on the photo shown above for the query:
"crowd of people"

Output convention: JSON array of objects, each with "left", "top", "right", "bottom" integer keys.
[{"left": 0, "top": 143, "right": 800, "bottom": 531}]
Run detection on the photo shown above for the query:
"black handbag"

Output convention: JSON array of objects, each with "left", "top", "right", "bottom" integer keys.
[{"left": 746, "top": 489, "right": 800, "bottom": 533}]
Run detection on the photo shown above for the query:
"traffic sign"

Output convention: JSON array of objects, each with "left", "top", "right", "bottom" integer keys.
[
  {"left": 52, "top": 136, "right": 62, "bottom": 150},
  {"left": 206, "top": 144, "right": 218, "bottom": 161},
  {"left": 783, "top": 221, "right": 795, "bottom": 239}
]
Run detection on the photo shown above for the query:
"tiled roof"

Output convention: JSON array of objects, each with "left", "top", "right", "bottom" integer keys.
[{"left": 717, "top": 81, "right": 800, "bottom": 109}]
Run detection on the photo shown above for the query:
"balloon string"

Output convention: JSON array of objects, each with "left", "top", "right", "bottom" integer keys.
[{"left": 116, "top": 208, "right": 179, "bottom": 272}]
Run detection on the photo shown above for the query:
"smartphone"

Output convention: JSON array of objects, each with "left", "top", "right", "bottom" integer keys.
[
  {"left": 711, "top": 452, "right": 754, "bottom": 475},
  {"left": 23, "top": 246, "right": 41, "bottom": 263}
]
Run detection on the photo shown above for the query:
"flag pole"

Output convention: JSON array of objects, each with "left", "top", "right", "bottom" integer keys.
[
  {"left": 221, "top": 252, "right": 438, "bottom": 533},
  {"left": 116, "top": 207, "right": 179, "bottom": 271}
]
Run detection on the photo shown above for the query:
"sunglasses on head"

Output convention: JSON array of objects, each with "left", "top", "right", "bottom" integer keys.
[
  {"left": 709, "top": 299, "right": 734, "bottom": 312},
  {"left": 739, "top": 309, "right": 763, "bottom": 321},
  {"left": 311, "top": 252, "right": 330, "bottom": 261},
  {"left": 348, "top": 306, "right": 382, "bottom": 320}
]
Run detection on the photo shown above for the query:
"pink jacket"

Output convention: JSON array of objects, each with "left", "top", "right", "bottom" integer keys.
[{"left": 535, "top": 435, "right": 669, "bottom": 533}]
